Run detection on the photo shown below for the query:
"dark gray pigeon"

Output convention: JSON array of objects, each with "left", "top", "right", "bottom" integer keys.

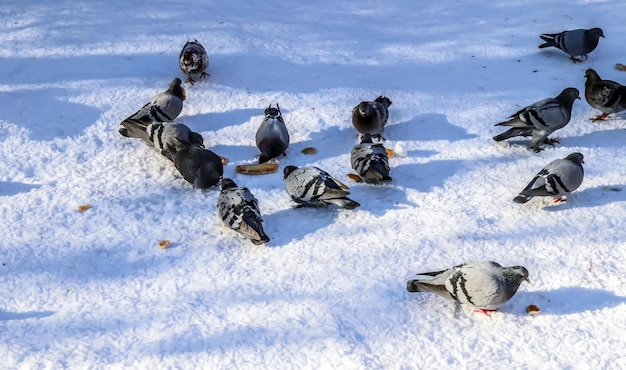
[
  {"left": 283, "top": 165, "right": 360, "bottom": 209},
  {"left": 171, "top": 145, "right": 223, "bottom": 189},
  {"left": 351, "top": 133, "right": 392, "bottom": 183},
  {"left": 255, "top": 103, "right": 290, "bottom": 164},
  {"left": 179, "top": 40, "right": 209, "bottom": 84},
  {"left": 119, "top": 121, "right": 204, "bottom": 161},
  {"left": 407, "top": 260, "right": 529, "bottom": 314},
  {"left": 584, "top": 68, "right": 626, "bottom": 122},
  {"left": 120, "top": 78, "right": 185, "bottom": 130},
  {"left": 217, "top": 178, "right": 270, "bottom": 245},
  {"left": 514, "top": 152, "right": 584, "bottom": 204},
  {"left": 493, "top": 87, "right": 580, "bottom": 152},
  {"left": 352, "top": 96, "right": 392, "bottom": 139},
  {"left": 539, "top": 28, "right": 604, "bottom": 62}
]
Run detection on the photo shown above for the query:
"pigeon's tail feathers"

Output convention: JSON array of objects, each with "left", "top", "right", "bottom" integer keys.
[
  {"left": 241, "top": 214, "right": 270, "bottom": 245},
  {"left": 513, "top": 194, "right": 532, "bottom": 204},
  {"left": 406, "top": 280, "right": 453, "bottom": 299},
  {"left": 493, "top": 128, "right": 532, "bottom": 142},
  {"left": 375, "top": 96, "right": 392, "bottom": 109},
  {"left": 326, "top": 197, "right": 360, "bottom": 209},
  {"left": 120, "top": 119, "right": 152, "bottom": 143},
  {"left": 539, "top": 34, "right": 558, "bottom": 48}
]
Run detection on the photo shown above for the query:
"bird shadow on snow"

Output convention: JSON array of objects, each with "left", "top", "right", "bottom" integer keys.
[
  {"left": 0, "top": 310, "right": 55, "bottom": 321},
  {"left": 0, "top": 181, "right": 41, "bottom": 196},
  {"left": 185, "top": 108, "right": 260, "bottom": 133},
  {"left": 515, "top": 287, "right": 626, "bottom": 315},
  {"left": 393, "top": 160, "right": 467, "bottom": 193},
  {"left": 542, "top": 185, "right": 626, "bottom": 211},
  {"left": 263, "top": 206, "right": 340, "bottom": 247},
  {"left": 386, "top": 113, "right": 478, "bottom": 142},
  {"left": 565, "top": 128, "right": 626, "bottom": 148}
]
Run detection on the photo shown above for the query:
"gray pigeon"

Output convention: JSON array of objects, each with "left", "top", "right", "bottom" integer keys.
[
  {"left": 539, "top": 28, "right": 604, "bottom": 62},
  {"left": 493, "top": 87, "right": 580, "bottom": 152},
  {"left": 119, "top": 121, "right": 204, "bottom": 161},
  {"left": 283, "top": 165, "right": 360, "bottom": 209},
  {"left": 407, "top": 260, "right": 529, "bottom": 313},
  {"left": 217, "top": 178, "right": 270, "bottom": 245},
  {"left": 584, "top": 68, "right": 626, "bottom": 122},
  {"left": 255, "top": 103, "right": 290, "bottom": 164},
  {"left": 179, "top": 40, "right": 209, "bottom": 84},
  {"left": 352, "top": 96, "right": 392, "bottom": 139},
  {"left": 120, "top": 78, "right": 185, "bottom": 130},
  {"left": 514, "top": 152, "right": 584, "bottom": 204},
  {"left": 171, "top": 145, "right": 224, "bottom": 189},
  {"left": 351, "top": 133, "right": 392, "bottom": 183}
]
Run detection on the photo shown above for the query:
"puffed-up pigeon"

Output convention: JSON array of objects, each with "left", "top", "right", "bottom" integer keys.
[
  {"left": 171, "top": 145, "right": 224, "bottom": 189},
  {"left": 120, "top": 78, "right": 185, "bottom": 131},
  {"left": 255, "top": 103, "right": 290, "bottom": 164},
  {"left": 217, "top": 178, "right": 270, "bottom": 245},
  {"left": 584, "top": 68, "right": 626, "bottom": 122},
  {"left": 352, "top": 96, "right": 392, "bottom": 139},
  {"left": 283, "top": 165, "right": 360, "bottom": 209},
  {"left": 493, "top": 88, "right": 580, "bottom": 152},
  {"left": 514, "top": 152, "right": 584, "bottom": 204},
  {"left": 179, "top": 40, "right": 209, "bottom": 84},
  {"left": 119, "top": 121, "right": 204, "bottom": 161},
  {"left": 539, "top": 28, "right": 604, "bottom": 62},
  {"left": 351, "top": 133, "right": 392, "bottom": 183},
  {"left": 407, "top": 260, "right": 529, "bottom": 314}
]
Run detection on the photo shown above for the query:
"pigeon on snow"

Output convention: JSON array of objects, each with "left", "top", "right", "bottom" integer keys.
[
  {"left": 119, "top": 121, "right": 204, "bottom": 161},
  {"left": 179, "top": 40, "right": 209, "bottom": 84},
  {"left": 255, "top": 103, "right": 290, "bottom": 164},
  {"left": 352, "top": 96, "right": 392, "bottom": 139},
  {"left": 538, "top": 28, "right": 604, "bottom": 62},
  {"left": 513, "top": 152, "right": 584, "bottom": 204},
  {"left": 119, "top": 78, "right": 185, "bottom": 134},
  {"left": 584, "top": 68, "right": 626, "bottom": 122},
  {"left": 283, "top": 165, "right": 360, "bottom": 209},
  {"left": 171, "top": 145, "right": 224, "bottom": 189},
  {"left": 351, "top": 133, "right": 392, "bottom": 183},
  {"left": 217, "top": 178, "right": 270, "bottom": 245},
  {"left": 407, "top": 260, "right": 529, "bottom": 314},
  {"left": 493, "top": 87, "right": 580, "bottom": 152}
]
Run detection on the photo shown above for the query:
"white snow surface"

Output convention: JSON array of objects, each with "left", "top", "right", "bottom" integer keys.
[{"left": 1, "top": 1, "right": 626, "bottom": 368}]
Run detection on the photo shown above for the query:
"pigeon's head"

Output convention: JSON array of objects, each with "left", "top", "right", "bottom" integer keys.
[
  {"left": 168, "top": 78, "right": 186, "bottom": 101},
  {"left": 357, "top": 101, "right": 372, "bottom": 117},
  {"left": 283, "top": 165, "right": 298, "bottom": 179},
  {"left": 588, "top": 27, "right": 605, "bottom": 39},
  {"left": 194, "top": 156, "right": 224, "bottom": 190},
  {"left": 505, "top": 266, "right": 530, "bottom": 286},
  {"left": 556, "top": 87, "right": 580, "bottom": 106},
  {"left": 220, "top": 177, "right": 238, "bottom": 191},
  {"left": 264, "top": 103, "right": 282, "bottom": 119},
  {"left": 565, "top": 152, "right": 584, "bottom": 165},
  {"left": 584, "top": 69, "right": 600, "bottom": 82}
]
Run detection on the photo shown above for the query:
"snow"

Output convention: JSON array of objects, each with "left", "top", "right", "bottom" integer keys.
[{"left": 1, "top": 0, "right": 626, "bottom": 368}]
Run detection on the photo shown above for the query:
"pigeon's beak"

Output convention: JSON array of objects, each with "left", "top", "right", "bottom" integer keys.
[{"left": 525, "top": 277, "right": 530, "bottom": 283}]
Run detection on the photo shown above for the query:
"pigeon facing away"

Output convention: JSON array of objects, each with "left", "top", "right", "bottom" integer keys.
[
  {"left": 119, "top": 121, "right": 204, "bottom": 161},
  {"left": 171, "top": 146, "right": 224, "bottom": 189},
  {"left": 493, "top": 88, "right": 580, "bottom": 152},
  {"left": 584, "top": 68, "right": 626, "bottom": 122},
  {"left": 539, "top": 28, "right": 604, "bottom": 62},
  {"left": 352, "top": 96, "right": 392, "bottom": 139},
  {"left": 283, "top": 165, "right": 360, "bottom": 209},
  {"left": 120, "top": 78, "right": 185, "bottom": 131},
  {"left": 407, "top": 260, "right": 529, "bottom": 314},
  {"left": 217, "top": 178, "right": 270, "bottom": 245},
  {"left": 351, "top": 133, "right": 392, "bottom": 183},
  {"left": 255, "top": 103, "right": 290, "bottom": 163},
  {"left": 514, "top": 152, "right": 584, "bottom": 204},
  {"left": 179, "top": 40, "right": 209, "bottom": 84}
]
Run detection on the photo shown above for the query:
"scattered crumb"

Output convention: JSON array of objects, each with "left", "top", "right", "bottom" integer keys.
[
  {"left": 615, "top": 63, "right": 626, "bottom": 71},
  {"left": 236, "top": 162, "right": 279, "bottom": 175},
  {"left": 158, "top": 240, "right": 171, "bottom": 249},
  {"left": 526, "top": 304, "right": 541, "bottom": 315},
  {"left": 77, "top": 204, "right": 92, "bottom": 213},
  {"left": 301, "top": 147, "right": 317, "bottom": 155},
  {"left": 385, "top": 148, "right": 394, "bottom": 158},
  {"left": 346, "top": 173, "right": 363, "bottom": 183}
]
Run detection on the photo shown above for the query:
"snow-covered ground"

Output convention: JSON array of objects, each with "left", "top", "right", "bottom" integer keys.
[{"left": 1, "top": 1, "right": 625, "bottom": 368}]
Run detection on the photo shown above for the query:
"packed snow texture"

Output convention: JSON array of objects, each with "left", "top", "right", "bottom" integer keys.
[{"left": 1, "top": 1, "right": 625, "bottom": 368}]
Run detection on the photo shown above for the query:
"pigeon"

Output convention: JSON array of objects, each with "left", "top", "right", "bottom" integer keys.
[
  {"left": 352, "top": 96, "right": 392, "bottom": 139},
  {"left": 493, "top": 87, "right": 580, "bottom": 152},
  {"left": 171, "top": 145, "right": 224, "bottom": 189},
  {"left": 350, "top": 133, "right": 392, "bottom": 183},
  {"left": 513, "top": 152, "right": 584, "bottom": 204},
  {"left": 283, "top": 165, "right": 360, "bottom": 209},
  {"left": 584, "top": 68, "right": 626, "bottom": 122},
  {"left": 119, "top": 78, "right": 185, "bottom": 131},
  {"left": 217, "top": 178, "right": 270, "bottom": 245},
  {"left": 119, "top": 121, "right": 204, "bottom": 161},
  {"left": 539, "top": 28, "right": 604, "bottom": 62},
  {"left": 179, "top": 40, "right": 209, "bottom": 84},
  {"left": 407, "top": 260, "right": 529, "bottom": 314},
  {"left": 255, "top": 103, "right": 290, "bottom": 163}
]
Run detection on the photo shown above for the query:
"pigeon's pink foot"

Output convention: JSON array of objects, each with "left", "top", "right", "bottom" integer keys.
[
  {"left": 590, "top": 113, "right": 609, "bottom": 122},
  {"left": 474, "top": 309, "right": 496, "bottom": 316}
]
